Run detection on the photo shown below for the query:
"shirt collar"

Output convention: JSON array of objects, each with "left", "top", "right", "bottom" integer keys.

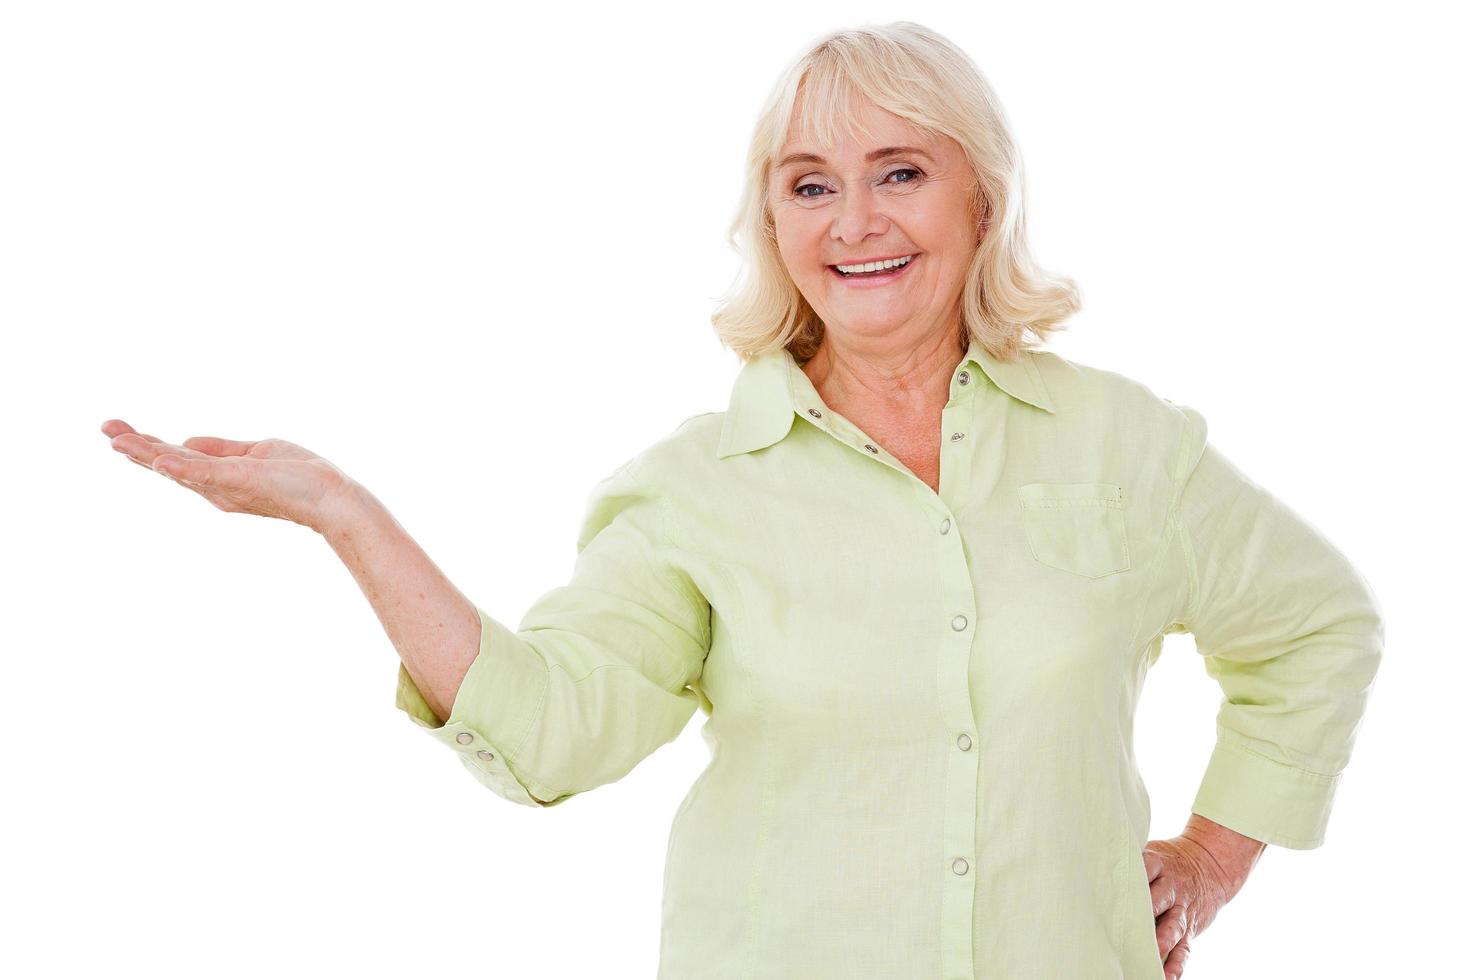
[{"left": 716, "top": 335, "right": 1056, "bottom": 459}]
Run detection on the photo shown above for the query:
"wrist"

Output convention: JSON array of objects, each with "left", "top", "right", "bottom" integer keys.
[
  {"left": 313, "top": 478, "right": 386, "bottom": 539},
  {"left": 1181, "top": 812, "right": 1266, "bottom": 896}
]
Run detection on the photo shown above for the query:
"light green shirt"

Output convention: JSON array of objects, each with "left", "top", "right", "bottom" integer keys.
[{"left": 396, "top": 337, "right": 1384, "bottom": 979}]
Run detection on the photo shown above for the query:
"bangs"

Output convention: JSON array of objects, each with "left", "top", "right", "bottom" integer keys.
[
  {"left": 782, "top": 65, "right": 880, "bottom": 154},
  {"left": 768, "top": 51, "right": 935, "bottom": 165}
]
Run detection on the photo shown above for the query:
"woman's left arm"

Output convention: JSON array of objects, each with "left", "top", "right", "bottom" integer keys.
[
  {"left": 1143, "top": 403, "right": 1385, "bottom": 978},
  {"left": 1167, "top": 403, "right": 1385, "bottom": 848}
]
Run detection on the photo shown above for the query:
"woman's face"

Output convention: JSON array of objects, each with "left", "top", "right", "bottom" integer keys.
[{"left": 768, "top": 96, "right": 982, "bottom": 347}]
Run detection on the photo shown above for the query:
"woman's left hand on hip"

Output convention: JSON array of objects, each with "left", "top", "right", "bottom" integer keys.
[{"left": 1141, "top": 836, "right": 1238, "bottom": 979}]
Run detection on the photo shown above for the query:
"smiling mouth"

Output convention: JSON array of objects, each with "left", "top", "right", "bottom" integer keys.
[{"left": 828, "top": 254, "right": 919, "bottom": 283}]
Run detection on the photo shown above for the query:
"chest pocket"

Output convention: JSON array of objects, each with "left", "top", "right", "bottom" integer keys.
[{"left": 1016, "top": 482, "right": 1131, "bottom": 579}]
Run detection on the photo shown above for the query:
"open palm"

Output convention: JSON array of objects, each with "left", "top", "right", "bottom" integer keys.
[{"left": 103, "top": 418, "right": 353, "bottom": 531}]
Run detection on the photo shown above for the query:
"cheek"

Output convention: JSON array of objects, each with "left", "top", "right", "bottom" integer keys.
[
  {"left": 905, "top": 192, "right": 977, "bottom": 246},
  {"left": 774, "top": 221, "right": 825, "bottom": 274}
]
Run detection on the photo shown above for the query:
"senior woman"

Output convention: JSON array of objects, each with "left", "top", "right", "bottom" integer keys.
[{"left": 103, "top": 21, "right": 1383, "bottom": 980}]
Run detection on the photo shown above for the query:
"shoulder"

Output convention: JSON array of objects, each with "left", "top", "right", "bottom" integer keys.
[
  {"left": 608, "top": 410, "right": 727, "bottom": 487},
  {"left": 1029, "top": 348, "right": 1197, "bottom": 432}
]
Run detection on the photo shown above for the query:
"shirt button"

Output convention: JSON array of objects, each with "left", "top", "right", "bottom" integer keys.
[
  {"left": 958, "top": 370, "right": 971, "bottom": 385},
  {"left": 864, "top": 443, "right": 879, "bottom": 454},
  {"left": 951, "top": 614, "right": 968, "bottom": 631},
  {"left": 949, "top": 431, "right": 965, "bottom": 442},
  {"left": 939, "top": 517, "right": 951, "bottom": 534},
  {"left": 454, "top": 732, "right": 473, "bottom": 745},
  {"left": 808, "top": 408, "right": 823, "bottom": 419},
  {"left": 476, "top": 749, "right": 495, "bottom": 761},
  {"left": 952, "top": 857, "right": 970, "bottom": 875},
  {"left": 956, "top": 733, "right": 972, "bottom": 751}
]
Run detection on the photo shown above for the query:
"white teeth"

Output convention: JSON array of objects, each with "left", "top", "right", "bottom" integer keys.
[{"left": 836, "top": 254, "right": 914, "bottom": 275}]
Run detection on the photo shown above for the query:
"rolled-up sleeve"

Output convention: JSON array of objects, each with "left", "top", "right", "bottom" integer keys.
[
  {"left": 1165, "top": 403, "right": 1385, "bottom": 849},
  {"left": 394, "top": 454, "right": 712, "bottom": 809}
]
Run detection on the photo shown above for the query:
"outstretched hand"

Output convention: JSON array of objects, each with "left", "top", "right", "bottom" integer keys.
[{"left": 103, "top": 419, "right": 357, "bottom": 532}]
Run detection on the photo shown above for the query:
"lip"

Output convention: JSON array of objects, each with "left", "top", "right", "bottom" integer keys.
[
  {"left": 828, "top": 253, "right": 919, "bottom": 287},
  {"left": 829, "top": 252, "right": 917, "bottom": 267}
]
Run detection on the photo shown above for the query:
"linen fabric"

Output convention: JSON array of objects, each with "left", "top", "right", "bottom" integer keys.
[{"left": 395, "top": 337, "right": 1384, "bottom": 979}]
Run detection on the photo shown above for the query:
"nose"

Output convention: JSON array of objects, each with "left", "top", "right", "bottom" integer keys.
[{"left": 829, "top": 184, "right": 889, "bottom": 246}]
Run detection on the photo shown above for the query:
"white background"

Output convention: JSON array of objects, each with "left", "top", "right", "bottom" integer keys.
[{"left": 4, "top": 1, "right": 1466, "bottom": 977}]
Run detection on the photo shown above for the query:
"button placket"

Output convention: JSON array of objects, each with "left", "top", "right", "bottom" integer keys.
[
  {"left": 937, "top": 375, "right": 976, "bottom": 508},
  {"left": 801, "top": 405, "right": 922, "bottom": 487},
  {"left": 934, "top": 459, "right": 980, "bottom": 980}
]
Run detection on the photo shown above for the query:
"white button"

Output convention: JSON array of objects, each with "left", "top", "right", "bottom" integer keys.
[
  {"left": 952, "top": 857, "right": 969, "bottom": 875},
  {"left": 956, "top": 733, "right": 972, "bottom": 751},
  {"left": 808, "top": 408, "right": 823, "bottom": 418},
  {"left": 864, "top": 443, "right": 879, "bottom": 454},
  {"left": 949, "top": 432, "right": 965, "bottom": 442},
  {"left": 455, "top": 732, "right": 473, "bottom": 745},
  {"left": 958, "top": 370, "right": 971, "bottom": 385},
  {"left": 939, "top": 517, "right": 951, "bottom": 534},
  {"left": 476, "top": 749, "right": 495, "bottom": 761},
  {"left": 951, "top": 614, "right": 968, "bottom": 631}
]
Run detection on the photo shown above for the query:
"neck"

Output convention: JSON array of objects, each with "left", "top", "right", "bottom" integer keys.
[{"left": 801, "top": 329, "right": 966, "bottom": 412}]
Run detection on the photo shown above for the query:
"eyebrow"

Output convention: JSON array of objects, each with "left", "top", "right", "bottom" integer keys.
[{"left": 776, "top": 146, "right": 936, "bottom": 170}]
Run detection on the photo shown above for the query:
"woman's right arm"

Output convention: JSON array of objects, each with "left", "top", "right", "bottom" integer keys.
[
  {"left": 315, "top": 481, "right": 477, "bottom": 725},
  {"left": 106, "top": 419, "right": 712, "bottom": 808}
]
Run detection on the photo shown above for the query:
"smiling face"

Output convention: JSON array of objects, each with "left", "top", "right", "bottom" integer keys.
[{"left": 768, "top": 94, "right": 983, "bottom": 349}]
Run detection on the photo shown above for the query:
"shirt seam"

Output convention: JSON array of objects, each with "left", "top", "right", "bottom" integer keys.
[
  {"left": 632, "top": 454, "right": 714, "bottom": 687},
  {"left": 1169, "top": 408, "right": 1204, "bottom": 625},
  {"left": 1214, "top": 727, "right": 1344, "bottom": 781},
  {"left": 1174, "top": 508, "right": 1200, "bottom": 625},
  {"left": 1124, "top": 407, "right": 1199, "bottom": 652}
]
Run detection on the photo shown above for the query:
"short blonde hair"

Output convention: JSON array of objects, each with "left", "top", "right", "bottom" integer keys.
[{"left": 711, "top": 21, "right": 1080, "bottom": 364}]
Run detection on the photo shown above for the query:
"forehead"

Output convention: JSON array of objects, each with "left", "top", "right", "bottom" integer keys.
[{"left": 779, "top": 89, "right": 937, "bottom": 159}]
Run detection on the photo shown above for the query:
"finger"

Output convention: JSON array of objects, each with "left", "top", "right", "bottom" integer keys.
[
  {"left": 1142, "top": 847, "right": 1165, "bottom": 882},
  {"left": 182, "top": 435, "right": 258, "bottom": 457},
  {"left": 1155, "top": 903, "right": 1188, "bottom": 961},
  {"left": 111, "top": 433, "right": 177, "bottom": 471},
  {"left": 107, "top": 434, "right": 169, "bottom": 473},
  {"left": 121, "top": 453, "right": 160, "bottom": 474},
  {"left": 154, "top": 453, "right": 221, "bottom": 485},
  {"left": 1150, "top": 874, "right": 1177, "bottom": 917},
  {"left": 1162, "top": 934, "right": 1191, "bottom": 978},
  {"left": 112, "top": 432, "right": 215, "bottom": 467},
  {"left": 102, "top": 419, "right": 167, "bottom": 444}
]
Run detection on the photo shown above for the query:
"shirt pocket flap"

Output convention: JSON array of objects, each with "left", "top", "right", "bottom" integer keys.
[{"left": 1017, "top": 482, "right": 1131, "bottom": 579}]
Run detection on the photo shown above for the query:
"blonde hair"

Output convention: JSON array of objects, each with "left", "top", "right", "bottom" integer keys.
[{"left": 711, "top": 21, "right": 1080, "bottom": 364}]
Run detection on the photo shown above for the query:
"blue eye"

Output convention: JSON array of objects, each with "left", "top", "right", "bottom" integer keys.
[{"left": 793, "top": 167, "right": 922, "bottom": 199}]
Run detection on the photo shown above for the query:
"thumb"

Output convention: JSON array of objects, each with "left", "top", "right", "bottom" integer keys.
[{"left": 182, "top": 435, "right": 256, "bottom": 457}]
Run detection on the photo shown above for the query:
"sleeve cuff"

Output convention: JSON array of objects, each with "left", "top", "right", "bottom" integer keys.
[
  {"left": 1190, "top": 737, "right": 1341, "bottom": 850},
  {"left": 393, "top": 607, "right": 571, "bottom": 808}
]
